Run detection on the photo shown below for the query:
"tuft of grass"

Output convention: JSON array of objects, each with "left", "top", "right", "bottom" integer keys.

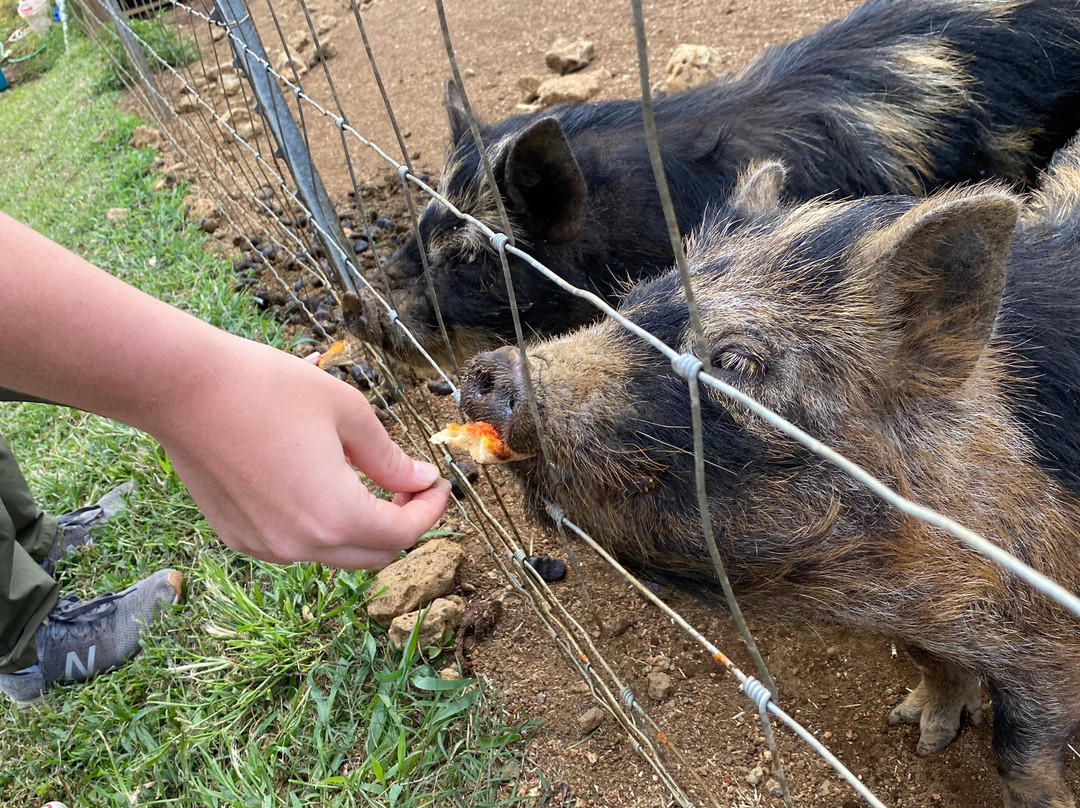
[
  {"left": 0, "top": 34, "right": 535, "bottom": 808},
  {"left": 91, "top": 13, "right": 199, "bottom": 94}
]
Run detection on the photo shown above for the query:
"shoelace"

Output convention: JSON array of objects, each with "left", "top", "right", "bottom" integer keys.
[{"left": 44, "top": 591, "right": 122, "bottom": 642}]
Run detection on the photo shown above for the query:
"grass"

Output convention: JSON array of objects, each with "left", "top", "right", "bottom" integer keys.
[{"left": 0, "top": 34, "right": 534, "bottom": 808}]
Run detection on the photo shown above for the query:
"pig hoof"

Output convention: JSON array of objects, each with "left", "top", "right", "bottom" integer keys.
[
  {"left": 888, "top": 682, "right": 982, "bottom": 755},
  {"left": 888, "top": 689, "right": 925, "bottom": 725},
  {"left": 916, "top": 726, "right": 959, "bottom": 756}
]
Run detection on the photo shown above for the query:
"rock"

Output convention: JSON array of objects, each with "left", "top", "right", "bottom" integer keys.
[
  {"left": 177, "top": 96, "right": 198, "bottom": 114},
  {"left": 646, "top": 670, "right": 674, "bottom": 701},
  {"left": 656, "top": 44, "right": 724, "bottom": 95},
  {"left": 746, "top": 765, "right": 766, "bottom": 786},
  {"left": 221, "top": 75, "right": 242, "bottom": 96},
  {"left": 439, "top": 667, "right": 460, "bottom": 681},
  {"left": 517, "top": 75, "right": 544, "bottom": 101},
  {"left": 427, "top": 379, "right": 454, "bottom": 396},
  {"left": 183, "top": 196, "right": 221, "bottom": 233},
  {"left": 205, "top": 64, "right": 236, "bottom": 83},
  {"left": 528, "top": 555, "right": 567, "bottom": 583},
  {"left": 366, "top": 538, "right": 467, "bottom": 627},
  {"left": 105, "top": 207, "right": 129, "bottom": 224},
  {"left": 449, "top": 460, "right": 480, "bottom": 499},
  {"left": 388, "top": 596, "right": 465, "bottom": 650},
  {"left": 128, "top": 125, "right": 162, "bottom": 150},
  {"left": 536, "top": 70, "right": 610, "bottom": 107},
  {"left": 513, "top": 102, "right": 545, "bottom": 115},
  {"left": 578, "top": 706, "right": 606, "bottom": 736},
  {"left": 314, "top": 40, "right": 338, "bottom": 62},
  {"left": 275, "top": 51, "right": 309, "bottom": 78},
  {"left": 234, "top": 120, "right": 261, "bottom": 141},
  {"left": 286, "top": 29, "right": 311, "bottom": 53},
  {"left": 211, "top": 23, "right": 227, "bottom": 41},
  {"left": 765, "top": 778, "right": 783, "bottom": 798},
  {"left": 161, "top": 161, "right": 186, "bottom": 180},
  {"left": 457, "top": 598, "right": 503, "bottom": 655},
  {"left": 315, "top": 13, "right": 337, "bottom": 35},
  {"left": 545, "top": 37, "right": 595, "bottom": 75}
]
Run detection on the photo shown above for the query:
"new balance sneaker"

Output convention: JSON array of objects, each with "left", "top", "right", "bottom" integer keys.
[
  {"left": 41, "top": 482, "right": 135, "bottom": 575},
  {"left": 0, "top": 568, "right": 182, "bottom": 708}
]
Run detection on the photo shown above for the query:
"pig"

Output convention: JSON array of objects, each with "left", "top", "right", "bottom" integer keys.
[
  {"left": 459, "top": 148, "right": 1080, "bottom": 807},
  {"left": 349, "top": 0, "right": 1080, "bottom": 368}
]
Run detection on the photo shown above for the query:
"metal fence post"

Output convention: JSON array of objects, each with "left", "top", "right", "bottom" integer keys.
[{"left": 213, "top": 0, "right": 356, "bottom": 294}]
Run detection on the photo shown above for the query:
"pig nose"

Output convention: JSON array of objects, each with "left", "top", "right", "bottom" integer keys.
[{"left": 461, "top": 346, "right": 526, "bottom": 432}]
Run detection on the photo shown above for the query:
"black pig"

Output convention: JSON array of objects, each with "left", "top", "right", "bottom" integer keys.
[
  {"left": 350, "top": 0, "right": 1080, "bottom": 368},
  {"left": 460, "top": 149, "right": 1080, "bottom": 807}
]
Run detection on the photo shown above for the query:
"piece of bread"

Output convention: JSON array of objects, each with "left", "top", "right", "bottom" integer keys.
[{"left": 430, "top": 421, "right": 533, "bottom": 464}]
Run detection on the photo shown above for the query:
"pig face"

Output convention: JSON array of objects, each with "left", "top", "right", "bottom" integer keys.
[{"left": 462, "top": 169, "right": 1020, "bottom": 581}]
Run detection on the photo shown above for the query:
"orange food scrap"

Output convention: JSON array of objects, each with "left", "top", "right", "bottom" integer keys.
[
  {"left": 316, "top": 340, "right": 352, "bottom": 369},
  {"left": 430, "top": 421, "right": 534, "bottom": 464},
  {"left": 656, "top": 731, "right": 669, "bottom": 745}
]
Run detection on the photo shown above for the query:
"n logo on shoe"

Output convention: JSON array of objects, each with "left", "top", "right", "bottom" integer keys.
[{"left": 66, "top": 644, "right": 96, "bottom": 679}]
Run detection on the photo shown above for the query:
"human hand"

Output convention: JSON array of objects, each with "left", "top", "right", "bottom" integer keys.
[{"left": 150, "top": 333, "right": 450, "bottom": 569}]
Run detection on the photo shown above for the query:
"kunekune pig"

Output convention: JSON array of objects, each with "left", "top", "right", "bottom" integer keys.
[
  {"left": 459, "top": 147, "right": 1080, "bottom": 807},
  {"left": 348, "top": 0, "right": 1080, "bottom": 368}
]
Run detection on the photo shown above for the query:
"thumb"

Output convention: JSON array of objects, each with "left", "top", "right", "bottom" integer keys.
[{"left": 340, "top": 398, "right": 442, "bottom": 493}]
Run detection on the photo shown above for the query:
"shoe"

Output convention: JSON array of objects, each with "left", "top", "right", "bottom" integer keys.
[
  {"left": 41, "top": 482, "right": 135, "bottom": 575},
  {"left": 0, "top": 568, "right": 182, "bottom": 708}
]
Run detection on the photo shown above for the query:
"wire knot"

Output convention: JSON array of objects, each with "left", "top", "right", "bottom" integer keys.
[
  {"left": 334, "top": 116, "right": 345, "bottom": 130},
  {"left": 545, "top": 501, "right": 566, "bottom": 524},
  {"left": 671, "top": 352, "right": 704, "bottom": 381},
  {"left": 742, "top": 676, "right": 772, "bottom": 714},
  {"left": 386, "top": 309, "right": 399, "bottom": 325},
  {"left": 397, "top": 165, "right": 410, "bottom": 181},
  {"left": 490, "top": 233, "right": 510, "bottom": 254},
  {"left": 513, "top": 548, "right": 527, "bottom": 564},
  {"left": 620, "top": 687, "right": 637, "bottom": 709}
]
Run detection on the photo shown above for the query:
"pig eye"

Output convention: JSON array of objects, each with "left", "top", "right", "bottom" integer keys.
[{"left": 712, "top": 347, "right": 764, "bottom": 380}]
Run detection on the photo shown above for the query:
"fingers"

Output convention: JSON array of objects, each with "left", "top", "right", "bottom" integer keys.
[{"left": 336, "top": 390, "right": 443, "bottom": 494}]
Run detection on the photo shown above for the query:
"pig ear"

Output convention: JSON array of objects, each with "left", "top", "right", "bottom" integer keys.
[
  {"left": 444, "top": 79, "right": 471, "bottom": 143},
  {"left": 868, "top": 189, "right": 1019, "bottom": 389},
  {"left": 504, "top": 117, "right": 588, "bottom": 244},
  {"left": 728, "top": 160, "right": 787, "bottom": 221}
]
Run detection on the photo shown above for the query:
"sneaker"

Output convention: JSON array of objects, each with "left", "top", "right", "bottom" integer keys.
[
  {"left": 0, "top": 568, "right": 182, "bottom": 708},
  {"left": 41, "top": 482, "right": 135, "bottom": 575}
]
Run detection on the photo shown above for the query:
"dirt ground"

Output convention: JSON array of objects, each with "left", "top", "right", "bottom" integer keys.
[{"left": 142, "top": 0, "right": 1080, "bottom": 805}]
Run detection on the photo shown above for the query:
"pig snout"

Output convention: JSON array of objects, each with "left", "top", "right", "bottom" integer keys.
[{"left": 461, "top": 346, "right": 533, "bottom": 450}]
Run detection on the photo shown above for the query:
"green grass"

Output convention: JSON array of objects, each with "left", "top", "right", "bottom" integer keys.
[{"left": 0, "top": 35, "right": 534, "bottom": 808}]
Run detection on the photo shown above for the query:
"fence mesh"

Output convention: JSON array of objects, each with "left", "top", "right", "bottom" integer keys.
[{"left": 63, "top": 0, "right": 1080, "bottom": 805}]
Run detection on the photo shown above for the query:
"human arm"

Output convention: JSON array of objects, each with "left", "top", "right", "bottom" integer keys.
[{"left": 0, "top": 211, "right": 449, "bottom": 569}]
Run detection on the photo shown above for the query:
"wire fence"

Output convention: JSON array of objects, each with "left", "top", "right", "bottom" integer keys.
[{"left": 64, "top": 0, "right": 1080, "bottom": 805}]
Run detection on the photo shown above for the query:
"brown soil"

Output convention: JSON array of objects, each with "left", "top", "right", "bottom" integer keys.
[{"left": 146, "top": 0, "right": 1080, "bottom": 805}]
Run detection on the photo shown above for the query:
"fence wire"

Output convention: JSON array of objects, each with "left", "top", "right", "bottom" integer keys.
[{"left": 65, "top": 0, "right": 1080, "bottom": 805}]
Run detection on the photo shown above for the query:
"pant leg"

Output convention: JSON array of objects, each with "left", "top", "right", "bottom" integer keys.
[{"left": 0, "top": 434, "right": 58, "bottom": 672}]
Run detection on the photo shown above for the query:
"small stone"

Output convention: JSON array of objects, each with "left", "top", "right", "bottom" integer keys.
[
  {"left": 439, "top": 667, "right": 460, "bottom": 681},
  {"left": 177, "top": 96, "right": 198, "bottom": 114},
  {"left": 427, "top": 379, "right": 454, "bottom": 396},
  {"left": 766, "top": 778, "right": 782, "bottom": 798},
  {"left": 527, "top": 555, "right": 567, "bottom": 583},
  {"left": 746, "top": 765, "right": 765, "bottom": 786},
  {"left": 536, "top": 691, "right": 546, "bottom": 705},
  {"left": 608, "top": 616, "right": 631, "bottom": 637},
  {"left": 366, "top": 539, "right": 467, "bottom": 627},
  {"left": 375, "top": 216, "right": 395, "bottom": 229},
  {"left": 211, "top": 24, "right": 227, "bottom": 41},
  {"left": 463, "top": 68, "right": 475, "bottom": 78},
  {"left": 388, "top": 596, "right": 465, "bottom": 650},
  {"left": 450, "top": 460, "right": 480, "bottom": 498},
  {"left": 105, "top": 207, "right": 129, "bottom": 223},
  {"left": 275, "top": 52, "right": 309, "bottom": 78},
  {"left": 646, "top": 670, "right": 674, "bottom": 701},
  {"left": 535, "top": 70, "right": 609, "bottom": 106},
  {"left": 129, "top": 125, "right": 162, "bottom": 150},
  {"left": 221, "top": 75, "right": 242, "bottom": 96},
  {"left": 544, "top": 37, "right": 595, "bottom": 75},
  {"left": 315, "top": 13, "right": 337, "bottom": 35},
  {"left": 286, "top": 29, "right": 311, "bottom": 53},
  {"left": 315, "top": 40, "right": 338, "bottom": 61},
  {"left": 513, "top": 102, "right": 545, "bottom": 115},
  {"left": 656, "top": 44, "right": 724, "bottom": 95},
  {"left": 578, "top": 706, "right": 606, "bottom": 736}
]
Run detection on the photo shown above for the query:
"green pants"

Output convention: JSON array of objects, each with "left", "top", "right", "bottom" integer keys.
[{"left": 0, "top": 435, "right": 58, "bottom": 673}]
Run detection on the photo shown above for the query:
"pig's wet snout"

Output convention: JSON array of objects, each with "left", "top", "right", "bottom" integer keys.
[{"left": 462, "top": 346, "right": 527, "bottom": 437}]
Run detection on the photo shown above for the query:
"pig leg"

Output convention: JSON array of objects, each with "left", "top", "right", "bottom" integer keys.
[
  {"left": 991, "top": 685, "right": 1078, "bottom": 808},
  {"left": 888, "top": 648, "right": 983, "bottom": 755}
]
